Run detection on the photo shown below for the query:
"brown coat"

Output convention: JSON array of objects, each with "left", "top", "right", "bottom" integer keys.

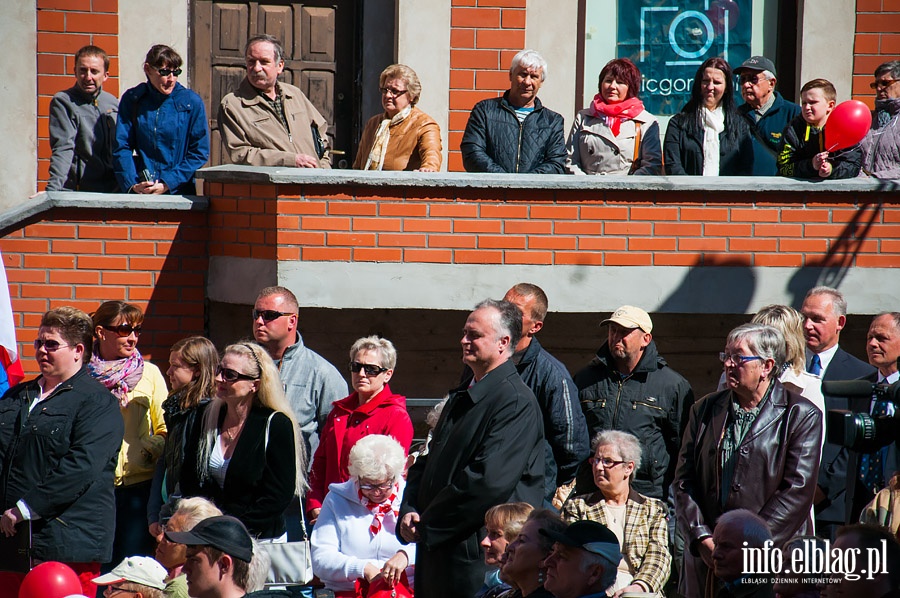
[
  {"left": 218, "top": 79, "right": 330, "bottom": 168},
  {"left": 353, "top": 106, "right": 441, "bottom": 171}
]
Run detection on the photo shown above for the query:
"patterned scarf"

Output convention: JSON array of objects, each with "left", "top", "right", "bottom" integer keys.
[
  {"left": 589, "top": 95, "right": 644, "bottom": 136},
  {"left": 359, "top": 484, "right": 399, "bottom": 536},
  {"left": 89, "top": 343, "right": 145, "bottom": 407},
  {"left": 364, "top": 105, "right": 413, "bottom": 170},
  {"left": 874, "top": 97, "right": 900, "bottom": 129}
]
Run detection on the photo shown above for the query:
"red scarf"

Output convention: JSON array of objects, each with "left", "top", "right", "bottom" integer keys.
[
  {"left": 589, "top": 94, "right": 645, "bottom": 136},
  {"left": 359, "top": 486, "right": 398, "bottom": 536}
]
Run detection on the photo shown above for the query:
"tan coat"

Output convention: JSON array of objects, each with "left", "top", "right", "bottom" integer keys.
[
  {"left": 353, "top": 106, "right": 442, "bottom": 171},
  {"left": 218, "top": 78, "right": 330, "bottom": 168}
]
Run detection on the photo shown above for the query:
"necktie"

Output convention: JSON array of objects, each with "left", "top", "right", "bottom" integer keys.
[
  {"left": 859, "top": 399, "right": 892, "bottom": 495},
  {"left": 808, "top": 354, "right": 822, "bottom": 376}
]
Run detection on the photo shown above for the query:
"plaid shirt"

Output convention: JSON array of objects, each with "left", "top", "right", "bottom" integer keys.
[
  {"left": 259, "top": 84, "right": 290, "bottom": 133},
  {"left": 562, "top": 489, "right": 671, "bottom": 594}
]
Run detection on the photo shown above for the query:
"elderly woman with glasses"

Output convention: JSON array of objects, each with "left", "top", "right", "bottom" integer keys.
[
  {"left": 562, "top": 430, "right": 670, "bottom": 597},
  {"left": 90, "top": 300, "right": 168, "bottom": 564},
  {"left": 180, "top": 342, "right": 304, "bottom": 540},
  {"left": 353, "top": 64, "right": 442, "bottom": 172},
  {"left": 311, "top": 434, "right": 416, "bottom": 596},
  {"left": 674, "top": 323, "right": 822, "bottom": 598},
  {"left": 307, "top": 336, "right": 413, "bottom": 523},
  {"left": 113, "top": 44, "right": 209, "bottom": 194}
]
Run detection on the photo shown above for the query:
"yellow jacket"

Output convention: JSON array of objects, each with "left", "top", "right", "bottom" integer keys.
[{"left": 116, "top": 361, "right": 167, "bottom": 486}]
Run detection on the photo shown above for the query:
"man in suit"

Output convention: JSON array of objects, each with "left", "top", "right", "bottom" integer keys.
[{"left": 801, "top": 286, "right": 876, "bottom": 533}]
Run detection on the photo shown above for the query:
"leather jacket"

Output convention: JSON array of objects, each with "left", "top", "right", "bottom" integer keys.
[{"left": 353, "top": 106, "right": 442, "bottom": 171}]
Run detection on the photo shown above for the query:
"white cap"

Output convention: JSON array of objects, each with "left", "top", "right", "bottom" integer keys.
[{"left": 92, "top": 556, "right": 168, "bottom": 590}]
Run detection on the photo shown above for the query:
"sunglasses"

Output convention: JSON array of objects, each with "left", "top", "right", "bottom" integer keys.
[
  {"left": 103, "top": 324, "right": 142, "bottom": 338},
  {"left": 157, "top": 68, "right": 182, "bottom": 77},
  {"left": 34, "top": 338, "right": 70, "bottom": 352},
  {"left": 870, "top": 79, "right": 899, "bottom": 90},
  {"left": 216, "top": 365, "right": 258, "bottom": 383},
  {"left": 252, "top": 309, "right": 294, "bottom": 323},
  {"left": 380, "top": 87, "right": 408, "bottom": 98},
  {"left": 349, "top": 361, "right": 389, "bottom": 376},
  {"left": 739, "top": 73, "right": 764, "bottom": 85}
]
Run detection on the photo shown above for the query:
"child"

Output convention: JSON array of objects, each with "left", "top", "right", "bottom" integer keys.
[{"left": 777, "top": 78, "right": 862, "bottom": 178}]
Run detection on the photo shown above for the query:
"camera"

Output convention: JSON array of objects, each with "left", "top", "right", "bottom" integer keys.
[{"left": 824, "top": 379, "right": 900, "bottom": 452}]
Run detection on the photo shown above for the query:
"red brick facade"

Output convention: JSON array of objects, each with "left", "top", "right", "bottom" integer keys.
[{"left": 852, "top": 0, "right": 900, "bottom": 107}]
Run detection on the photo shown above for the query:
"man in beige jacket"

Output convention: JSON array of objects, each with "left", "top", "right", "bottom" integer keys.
[{"left": 218, "top": 34, "right": 330, "bottom": 168}]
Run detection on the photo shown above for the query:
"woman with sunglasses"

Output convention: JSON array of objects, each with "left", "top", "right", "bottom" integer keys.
[
  {"left": 113, "top": 44, "right": 209, "bottom": 195},
  {"left": 90, "top": 300, "right": 169, "bottom": 564},
  {"left": 561, "top": 430, "right": 670, "bottom": 597},
  {"left": 179, "top": 342, "right": 303, "bottom": 540},
  {"left": 311, "top": 434, "right": 415, "bottom": 596},
  {"left": 306, "top": 336, "right": 413, "bottom": 524}
]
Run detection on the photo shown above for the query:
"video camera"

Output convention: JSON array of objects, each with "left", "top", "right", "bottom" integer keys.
[{"left": 824, "top": 378, "right": 900, "bottom": 452}]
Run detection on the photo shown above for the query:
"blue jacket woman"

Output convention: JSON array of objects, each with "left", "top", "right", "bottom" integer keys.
[{"left": 114, "top": 44, "right": 209, "bottom": 195}]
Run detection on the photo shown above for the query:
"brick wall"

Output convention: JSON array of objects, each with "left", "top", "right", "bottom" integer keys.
[
  {"left": 448, "top": 0, "right": 527, "bottom": 171},
  {"left": 0, "top": 207, "right": 207, "bottom": 376},
  {"left": 36, "top": 0, "right": 119, "bottom": 190},
  {"left": 853, "top": 0, "right": 900, "bottom": 106}
]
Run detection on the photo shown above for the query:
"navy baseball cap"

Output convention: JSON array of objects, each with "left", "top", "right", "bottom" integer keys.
[
  {"left": 165, "top": 515, "right": 253, "bottom": 563},
  {"left": 735, "top": 56, "right": 777, "bottom": 77},
  {"left": 540, "top": 520, "right": 623, "bottom": 564}
]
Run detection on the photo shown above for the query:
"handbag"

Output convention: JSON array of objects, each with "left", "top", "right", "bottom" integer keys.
[{"left": 257, "top": 412, "right": 313, "bottom": 586}]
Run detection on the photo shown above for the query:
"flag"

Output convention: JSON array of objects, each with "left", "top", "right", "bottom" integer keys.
[{"left": 0, "top": 252, "right": 24, "bottom": 394}]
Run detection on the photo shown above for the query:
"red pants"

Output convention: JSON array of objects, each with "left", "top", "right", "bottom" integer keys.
[{"left": 0, "top": 561, "right": 100, "bottom": 598}]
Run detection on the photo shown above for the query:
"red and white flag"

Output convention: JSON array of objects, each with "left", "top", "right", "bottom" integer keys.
[{"left": 0, "top": 252, "right": 24, "bottom": 390}]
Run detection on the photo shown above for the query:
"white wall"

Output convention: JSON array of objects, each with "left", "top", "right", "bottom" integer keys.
[
  {"left": 797, "top": 0, "right": 855, "bottom": 101},
  {"left": 527, "top": 1, "right": 579, "bottom": 134},
  {"left": 1, "top": 1, "right": 37, "bottom": 208},
  {"left": 119, "top": 0, "right": 190, "bottom": 92}
]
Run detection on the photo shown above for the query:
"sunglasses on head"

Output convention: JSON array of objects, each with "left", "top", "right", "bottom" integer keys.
[
  {"left": 216, "top": 365, "right": 258, "bottom": 383},
  {"left": 349, "top": 361, "right": 388, "bottom": 376},
  {"left": 252, "top": 309, "right": 294, "bottom": 323},
  {"left": 157, "top": 67, "right": 182, "bottom": 77},
  {"left": 103, "top": 324, "right": 142, "bottom": 338},
  {"left": 34, "top": 338, "right": 70, "bottom": 352}
]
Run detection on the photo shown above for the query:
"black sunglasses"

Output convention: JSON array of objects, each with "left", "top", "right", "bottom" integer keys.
[
  {"left": 216, "top": 365, "right": 258, "bottom": 383},
  {"left": 349, "top": 361, "right": 388, "bottom": 376},
  {"left": 157, "top": 68, "right": 182, "bottom": 77},
  {"left": 739, "top": 73, "right": 764, "bottom": 85},
  {"left": 34, "top": 338, "right": 70, "bottom": 352},
  {"left": 103, "top": 324, "right": 142, "bottom": 338},
  {"left": 252, "top": 309, "right": 294, "bottom": 323}
]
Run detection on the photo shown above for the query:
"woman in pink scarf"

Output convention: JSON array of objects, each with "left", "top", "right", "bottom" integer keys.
[{"left": 566, "top": 58, "right": 663, "bottom": 175}]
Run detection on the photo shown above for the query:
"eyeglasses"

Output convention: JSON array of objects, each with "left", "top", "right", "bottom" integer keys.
[
  {"left": 588, "top": 457, "right": 626, "bottom": 469},
  {"left": 349, "top": 361, "right": 389, "bottom": 376},
  {"left": 739, "top": 73, "right": 765, "bottom": 85},
  {"left": 34, "top": 338, "right": 70, "bottom": 352},
  {"left": 870, "top": 79, "right": 899, "bottom": 90},
  {"left": 103, "top": 324, "right": 142, "bottom": 338},
  {"left": 719, "top": 352, "right": 764, "bottom": 366},
  {"left": 216, "top": 365, "right": 258, "bottom": 382},
  {"left": 380, "top": 87, "right": 408, "bottom": 98},
  {"left": 157, "top": 68, "right": 182, "bottom": 77},
  {"left": 252, "top": 309, "right": 294, "bottom": 323},
  {"left": 359, "top": 481, "right": 394, "bottom": 491}
]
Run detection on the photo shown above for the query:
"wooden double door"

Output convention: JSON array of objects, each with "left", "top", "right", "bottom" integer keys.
[{"left": 191, "top": 0, "right": 359, "bottom": 167}]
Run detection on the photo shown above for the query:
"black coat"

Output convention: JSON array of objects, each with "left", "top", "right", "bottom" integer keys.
[
  {"left": 776, "top": 115, "right": 863, "bottom": 179},
  {"left": 400, "top": 358, "right": 545, "bottom": 598},
  {"left": 663, "top": 110, "right": 754, "bottom": 175},
  {"left": 180, "top": 402, "right": 296, "bottom": 539},
  {"left": 461, "top": 92, "right": 566, "bottom": 173},
  {"left": 0, "top": 367, "right": 123, "bottom": 563}
]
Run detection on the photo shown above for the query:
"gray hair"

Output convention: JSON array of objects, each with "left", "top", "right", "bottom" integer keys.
[
  {"left": 875, "top": 312, "right": 900, "bottom": 331},
  {"left": 246, "top": 34, "right": 284, "bottom": 63},
  {"left": 509, "top": 49, "right": 547, "bottom": 81},
  {"left": 579, "top": 551, "right": 618, "bottom": 592},
  {"left": 349, "top": 335, "right": 398, "bottom": 370},
  {"left": 246, "top": 538, "right": 270, "bottom": 592},
  {"left": 173, "top": 496, "right": 223, "bottom": 530},
  {"left": 805, "top": 286, "right": 847, "bottom": 317},
  {"left": 875, "top": 60, "right": 900, "bottom": 80},
  {"left": 348, "top": 434, "right": 406, "bottom": 483},
  {"left": 425, "top": 396, "right": 448, "bottom": 429},
  {"left": 591, "top": 430, "right": 642, "bottom": 473},
  {"left": 726, "top": 323, "right": 786, "bottom": 378},
  {"left": 759, "top": 70, "right": 776, "bottom": 81},
  {"left": 474, "top": 298, "right": 523, "bottom": 352},
  {"left": 715, "top": 509, "right": 772, "bottom": 548}
]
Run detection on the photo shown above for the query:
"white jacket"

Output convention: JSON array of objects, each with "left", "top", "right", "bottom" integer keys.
[{"left": 311, "top": 478, "right": 415, "bottom": 591}]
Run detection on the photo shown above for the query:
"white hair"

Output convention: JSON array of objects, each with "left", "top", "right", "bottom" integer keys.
[
  {"left": 509, "top": 49, "right": 547, "bottom": 81},
  {"left": 347, "top": 434, "right": 406, "bottom": 483}
]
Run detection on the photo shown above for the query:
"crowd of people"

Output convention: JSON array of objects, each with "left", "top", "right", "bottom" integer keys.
[
  {"left": 0, "top": 282, "right": 898, "bottom": 598},
  {"left": 46, "top": 38, "right": 900, "bottom": 192}
]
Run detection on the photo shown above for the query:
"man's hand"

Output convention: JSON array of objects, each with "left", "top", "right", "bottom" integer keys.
[
  {"left": 295, "top": 153, "right": 319, "bottom": 168},
  {"left": 1, "top": 507, "right": 22, "bottom": 537},
  {"left": 149, "top": 521, "right": 162, "bottom": 539},
  {"left": 399, "top": 512, "right": 420, "bottom": 543},
  {"left": 698, "top": 536, "right": 716, "bottom": 568}
]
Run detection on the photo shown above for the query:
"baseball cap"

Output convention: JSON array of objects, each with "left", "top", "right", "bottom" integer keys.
[
  {"left": 540, "top": 520, "right": 623, "bottom": 565},
  {"left": 92, "top": 556, "right": 169, "bottom": 590},
  {"left": 601, "top": 305, "right": 653, "bottom": 333},
  {"left": 735, "top": 56, "right": 777, "bottom": 76},
  {"left": 165, "top": 515, "right": 254, "bottom": 563}
]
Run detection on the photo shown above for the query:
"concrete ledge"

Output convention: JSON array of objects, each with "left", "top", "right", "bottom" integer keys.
[{"left": 198, "top": 165, "right": 900, "bottom": 194}]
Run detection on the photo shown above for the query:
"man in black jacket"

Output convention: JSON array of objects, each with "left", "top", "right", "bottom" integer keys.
[
  {"left": 573, "top": 305, "right": 693, "bottom": 501},
  {"left": 461, "top": 49, "right": 566, "bottom": 173},
  {"left": 398, "top": 299, "right": 544, "bottom": 598}
]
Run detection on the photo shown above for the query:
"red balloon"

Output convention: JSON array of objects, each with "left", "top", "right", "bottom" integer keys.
[
  {"left": 825, "top": 100, "right": 872, "bottom": 152},
  {"left": 18, "top": 562, "right": 83, "bottom": 598}
]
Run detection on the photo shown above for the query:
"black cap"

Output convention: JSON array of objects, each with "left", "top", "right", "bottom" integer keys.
[
  {"left": 734, "top": 56, "right": 777, "bottom": 77},
  {"left": 165, "top": 515, "right": 253, "bottom": 563},
  {"left": 539, "top": 520, "right": 622, "bottom": 564}
]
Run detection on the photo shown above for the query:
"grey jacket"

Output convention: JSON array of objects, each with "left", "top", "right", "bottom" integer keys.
[
  {"left": 277, "top": 334, "right": 347, "bottom": 460},
  {"left": 48, "top": 86, "right": 118, "bottom": 191},
  {"left": 860, "top": 98, "right": 900, "bottom": 179}
]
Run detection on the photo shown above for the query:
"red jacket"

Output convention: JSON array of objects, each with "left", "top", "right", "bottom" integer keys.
[{"left": 307, "top": 384, "right": 413, "bottom": 510}]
